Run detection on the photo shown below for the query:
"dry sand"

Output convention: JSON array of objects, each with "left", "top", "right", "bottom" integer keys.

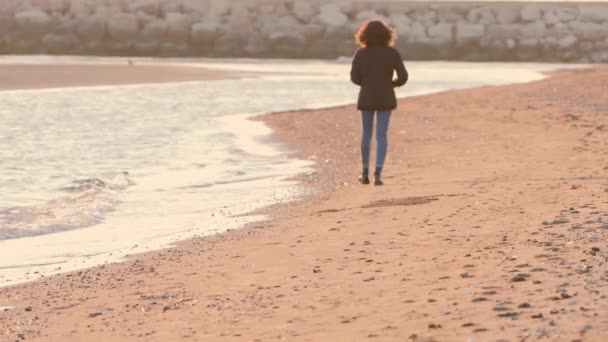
[
  {"left": 1, "top": 66, "right": 607, "bottom": 341},
  {"left": 0, "top": 63, "right": 229, "bottom": 91}
]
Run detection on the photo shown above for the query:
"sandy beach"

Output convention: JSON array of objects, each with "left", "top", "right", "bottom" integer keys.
[
  {"left": 0, "top": 63, "right": 230, "bottom": 91},
  {"left": 1, "top": 65, "right": 607, "bottom": 342}
]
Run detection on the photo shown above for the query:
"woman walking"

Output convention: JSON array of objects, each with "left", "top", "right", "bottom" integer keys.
[{"left": 351, "top": 21, "right": 408, "bottom": 186}]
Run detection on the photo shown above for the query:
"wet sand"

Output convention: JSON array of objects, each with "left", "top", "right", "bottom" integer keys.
[
  {"left": 0, "top": 63, "right": 229, "bottom": 91},
  {"left": 1, "top": 66, "right": 607, "bottom": 341}
]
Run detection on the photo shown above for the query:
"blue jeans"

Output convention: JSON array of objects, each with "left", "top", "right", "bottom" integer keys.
[{"left": 361, "top": 110, "right": 392, "bottom": 170}]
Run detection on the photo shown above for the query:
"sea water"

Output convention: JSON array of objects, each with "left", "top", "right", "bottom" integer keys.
[{"left": 0, "top": 56, "right": 584, "bottom": 286}]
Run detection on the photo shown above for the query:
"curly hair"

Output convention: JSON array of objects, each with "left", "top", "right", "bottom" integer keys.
[{"left": 355, "top": 20, "right": 396, "bottom": 48}]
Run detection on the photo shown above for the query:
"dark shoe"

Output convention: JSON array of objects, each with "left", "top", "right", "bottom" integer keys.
[
  {"left": 359, "top": 173, "right": 370, "bottom": 185},
  {"left": 374, "top": 175, "right": 384, "bottom": 186},
  {"left": 374, "top": 167, "right": 384, "bottom": 186}
]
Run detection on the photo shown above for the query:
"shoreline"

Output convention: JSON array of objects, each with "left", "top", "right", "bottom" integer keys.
[
  {"left": 1, "top": 66, "right": 607, "bottom": 340},
  {"left": 0, "top": 63, "right": 231, "bottom": 91}
]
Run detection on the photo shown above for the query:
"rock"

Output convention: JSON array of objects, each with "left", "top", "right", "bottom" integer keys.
[
  {"left": 487, "top": 24, "right": 521, "bottom": 40},
  {"left": 134, "top": 41, "right": 159, "bottom": 54},
  {"left": 520, "top": 21, "right": 547, "bottom": 40},
  {"left": 521, "top": 5, "right": 542, "bottom": 22},
  {"left": 68, "top": 0, "right": 93, "bottom": 16},
  {"left": 49, "top": 0, "right": 71, "bottom": 13},
  {"left": 427, "top": 23, "right": 453, "bottom": 45},
  {"left": 181, "top": 0, "right": 207, "bottom": 14},
  {"left": 107, "top": 13, "right": 138, "bottom": 40},
  {"left": 243, "top": 34, "right": 266, "bottom": 56},
  {"left": 305, "top": 39, "right": 338, "bottom": 58},
  {"left": 318, "top": 4, "right": 347, "bottom": 27},
  {"left": 558, "top": 34, "right": 578, "bottom": 49},
  {"left": 14, "top": 9, "right": 51, "bottom": 36},
  {"left": 76, "top": 15, "right": 106, "bottom": 41},
  {"left": 545, "top": 26, "right": 572, "bottom": 39},
  {"left": 437, "top": 8, "right": 464, "bottom": 23},
  {"left": 356, "top": 10, "right": 390, "bottom": 24},
  {"left": 292, "top": 2, "right": 316, "bottom": 24},
  {"left": 88, "top": 311, "right": 103, "bottom": 318},
  {"left": 323, "top": 24, "right": 351, "bottom": 40},
  {"left": 206, "top": 0, "right": 230, "bottom": 17},
  {"left": 389, "top": 14, "right": 413, "bottom": 34},
  {"left": 135, "top": 11, "right": 157, "bottom": 28},
  {"left": 140, "top": 19, "right": 167, "bottom": 41},
  {"left": 129, "top": 0, "right": 159, "bottom": 16},
  {"left": 165, "top": 12, "right": 191, "bottom": 40},
  {"left": 408, "top": 21, "right": 428, "bottom": 43},
  {"left": 570, "top": 22, "right": 606, "bottom": 40},
  {"left": 456, "top": 23, "right": 485, "bottom": 45},
  {"left": 468, "top": 7, "right": 495, "bottom": 25},
  {"left": 302, "top": 23, "right": 325, "bottom": 41},
  {"left": 269, "top": 31, "right": 306, "bottom": 56},
  {"left": 578, "top": 5, "right": 608, "bottom": 22},
  {"left": 191, "top": 22, "right": 218, "bottom": 44},
  {"left": 42, "top": 33, "right": 77, "bottom": 51},
  {"left": 496, "top": 6, "right": 519, "bottom": 24},
  {"left": 213, "top": 34, "right": 237, "bottom": 56},
  {"left": 259, "top": 14, "right": 299, "bottom": 37},
  {"left": 418, "top": 9, "right": 438, "bottom": 27}
]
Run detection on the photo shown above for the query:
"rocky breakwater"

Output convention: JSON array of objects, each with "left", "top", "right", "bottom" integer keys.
[{"left": 1, "top": 0, "right": 607, "bottom": 62}]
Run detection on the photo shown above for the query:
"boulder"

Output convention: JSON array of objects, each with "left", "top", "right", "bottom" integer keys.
[
  {"left": 468, "top": 7, "right": 495, "bottom": 25},
  {"left": 207, "top": 0, "right": 230, "bottom": 18},
  {"left": 258, "top": 14, "right": 299, "bottom": 37},
  {"left": 69, "top": 0, "right": 94, "bottom": 16},
  {"left": 407, "top": 21, "right": 428, "bottom": 43},
  {"left": 389, "top": 14, "right": 412, "bottom": 34},
  {"left": 578, "top": 5, "right": 608, "bottom": 22},
  {"left": 302, "top": 23, "right": 325, "bottom": 41},
  {"left": 456, "top": 23, "right": 485, "bottom": 45},
  {"left": 427, "top": 23, "right": 453, "bottom": 45},
  {"left": 136, "top": 11, "right": 156, "bottom": 28},
  {"left": 243, "top": 34, "right": 266, "bottom": 56},
  {"left": 437, "top": 8, "right": 464, "bottom": 23},
  {"left": 323, "top": 24, "right": 352, "bottom": 40},
  {"left": 14, "top": 9, "right": 51, "bottom": 36},
  {"left": 42, "top": 33, "right": 77, "bottom": 51},
  {"left": 569, "top": 22, "right": 607, "bottom": 40},
  {"left": 129, "top": 0, "right": 159, "bottom": 16},
  {"left": 495, "top": 6, "right": 519, "bottom": 24},
  {"left": 418, "top": 10, "right": 438, "bottom": 27},
  {"left": 107, "top": 13, "right": 138, "bottom": 40},
  {"left": 165, "top": 12, "right": 191, "bottom": 40},
  {"left": 140, "top": 19, "right": 167, "bottom": 41},
  {"left": 134, "top": 41, "right": 159, "bottom": 54},
  {"left": 292, "top": 2, "right": 316, "bottom": 24},
  {"left": 558, "top": 34, "right": 577, "bottom": 49},
  {"left": 556, "top": 7, "right": 577, "bottom": 22},
  {"left": 268, "top": 31, "right": 306, "bottom": 55},
  {"left": 544, "top": 26, "right": 571, "bottom": 39},
  {"left": 519, "top": 21, "right": 546, "bottom": 40},
  {"left": 181, "top": 0, "right": 207, "bottom": 14},
  {"left": 486, "top": 24, "right": 521, "bottom": 40},
  {"left": 521, "top": 5, "right": 542, "bottom": 22},
  {"left": 191, "top": 22, "right": 218, "bottom": 44},
  {"left": 356, "top": 10, "right": 390, "bottom": 24},
  {"left": 49, "top": 0, "right": 70, "bottom": 13},
  {"left": 519, "top": 38, "right": 539, "bottom": 49},
  {"left": 77, "top": 14, "right": 106, "bottom": 41},
  {"left": 318, "top": 4, "right": 347, "bottom": 27}
]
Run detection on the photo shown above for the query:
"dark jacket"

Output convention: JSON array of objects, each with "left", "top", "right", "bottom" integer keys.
[{"left": 350, "top": 46, "right": 408, "bottom": 111}]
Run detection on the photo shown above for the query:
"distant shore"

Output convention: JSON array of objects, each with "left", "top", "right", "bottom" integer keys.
[
  {"left": 0, "top": 66, "right": 607, "bottom": 341},
  {"left": 0, "top": 63, "right": 230, "bottom": 91}
]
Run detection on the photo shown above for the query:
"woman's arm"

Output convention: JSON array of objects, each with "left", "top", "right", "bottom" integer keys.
[
  {"left": 350, "top": 50, "right": 362, "bottom": 86},
  {"left": 392, "top": 49, "right": 408, "bottom": 88}
]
